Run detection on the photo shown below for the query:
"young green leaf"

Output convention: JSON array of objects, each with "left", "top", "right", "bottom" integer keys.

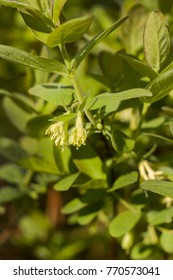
[
  {"left": 47, "top": 16, "right": 93, "bottom": 47},
  {"left": 109, "top": 210, "right": 141, "bottom": 238},
  {"left": 144, "top": 69, "right": 173, "bottom": 103},
  {"left": 29, "top": 84, "right": 75, "bottom": 106},
  {"left": 144, "top": 10, "right": 170, "bottom": 73},
  {"left": 72, "top": 16, "right": 129, "bottom": 69},
  {"left": 0, "top": 44, "right": 67, "bottom": 74},
  {"left": 141, "top": 180, "right": 173, "bottom": 199}
]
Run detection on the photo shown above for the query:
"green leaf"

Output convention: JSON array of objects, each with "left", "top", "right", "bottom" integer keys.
[
  {"left": 74, "top": 179, "right": 107, "bottom": 189},
  {"left": 109, "top": 172, "right": 138, "bottom": 192},
  {"left": 147, "top": 206, "right": 173, "bottom": 225},
  {"left": 47, "top": 16, "right": 93, "bottom": 47},
  {"left": 0, "top": 0, "right": 32, "bottom": 10},
  {"left": 3, "top": 97, "right": 34, "bottom": 132},
  {"left": 61, "top": 198, "right": 87, "bottom": 214},
  {"left": 0, "top": 137, "right": 27, "bottom": 160},
  {"left": 50, "top": 113, "right": 77, "bottom": 123},
  {"left": 76, "top": 202, "right": 102, "bottom": 225},
  {"left": 0, "top": 186, "right": 25, "bottom": 204},
  {"left": 144, "top": 10, "right": 170, "bottom": 73},
  {"left": 20, "top": 11, "right": 52, "bottom": 33},
  {"left": 86, "top": 89, "right": 152, "bottom": 114},
  {"left": 142, "top": 117, "right": 165, "bottom": 129},
  {"left": 0, "top": 44, "right": 66, "bottom": 74},
  {"left": 144, "top": 69, "right": 173, "bottom": 103},
  {"left": 141, "top": 180, "right": 173, "bottom": 199},
  {"left": 109, "top": 210, "right": 141, "bottom": 238},
  {"left": 160, "top": 231, "right": 173, "bottom": 253},
  {"left": 53, "top": 173, "right": 80, "bottom": 191},
  {"left": 17, "top": 156, "right": 61, "bottom": 174},
  {"left": 53, "top": 0, "right": 67, "bottom": 25},
  {"left": 119, "top": 54, "right": 157, "bottom": 79},
  {"left": 111, "top": 130, "right": 135, "bottom": 153},
  {"left": 0, "top": 164, "right": 25, "bottom": 184},
  {"left": 71, "top": 145, "right": 106, "bottom": 180},
  {"left": 29, "top": 84, "right": 74, "bottom": 106},
  {"left": 72, "top": 16, "right": 129, "bottom": 69}
]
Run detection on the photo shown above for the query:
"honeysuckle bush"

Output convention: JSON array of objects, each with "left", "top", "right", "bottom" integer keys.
[{"left": 1, "top": 0, "right": 173, "bottom": 259}]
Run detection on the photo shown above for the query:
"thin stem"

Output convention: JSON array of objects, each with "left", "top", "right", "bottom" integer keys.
[{"left": 59, "top": 44, "right": 96, "bottom": 125}]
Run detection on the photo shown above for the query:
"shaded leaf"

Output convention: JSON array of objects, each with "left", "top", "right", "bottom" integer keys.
[
  {"left": 0, "top": 137, "right": 27, "bottom": 160},
  {"left": 141, "top": 180, "right": 173, "bottom": 199},
  {"left": 0, "top": 164, "right": 25, "bottom": 184},
  {"left": 0, "top": 186, "right": 25, "bottom": 204},
  {"left": 111, "top": 130, "right": 135, "bottom": 153},
  {"left": 17, "top": 157, "right": 61, "bottom": 175},
  {"left": 109, "top": 172, "right": 138, "bottom": 192},
  {"left": 119, "top": 54, "right": 157, "bottom": 79}
]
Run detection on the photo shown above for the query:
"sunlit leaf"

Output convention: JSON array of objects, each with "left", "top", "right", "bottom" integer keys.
[
  {"left": 53, "top": 173, "right": 80, "bottom": 191},
  {"left": 144, "top": 10, "right": 170, "bottom": 73},
  {"left": 109, "top": 210, "right": 141, "bottom": 238},
  {"left": 29, "top": 84, "right": 75, "bottom": 106},
  {"left": 86, "top": 89, "right": 152, "bottom": 114},
  {"left": 109, "top": 172, "right": 138, "bottom": 192},
  {"left": 47, "top": 16, "right": 93, "bottom": 46}
]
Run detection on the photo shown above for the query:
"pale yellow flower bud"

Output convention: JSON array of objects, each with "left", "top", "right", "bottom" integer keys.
[{"left": 69, "top": 112, "right": 87, "bottom": 149}]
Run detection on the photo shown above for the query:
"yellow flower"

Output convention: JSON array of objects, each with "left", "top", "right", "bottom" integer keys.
[
  {"left": 45, "top": 121, "right": 68, "bottom": 148},
  {"left": 69, "top": 112, "right": 87, "bottom": 149}
]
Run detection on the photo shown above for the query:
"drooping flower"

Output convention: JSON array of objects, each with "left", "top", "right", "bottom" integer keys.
[
  {"left": 45, "top": 121, "right": 68, "bottom": 148},
  {"left": 69, "top": 112, "right": 87, "bottom": 149}
]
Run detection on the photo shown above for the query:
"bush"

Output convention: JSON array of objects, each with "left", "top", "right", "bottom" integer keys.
[{"left": 0, "top": 0, "right": 173, "bottom": 260}]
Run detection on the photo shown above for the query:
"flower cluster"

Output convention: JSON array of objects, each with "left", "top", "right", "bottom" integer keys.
[
  {"left": 45, "top": 121, "right": 68, "bottom": 149},
  {"left": 45, "top": 112, "right": 87, "bottom": 149}
]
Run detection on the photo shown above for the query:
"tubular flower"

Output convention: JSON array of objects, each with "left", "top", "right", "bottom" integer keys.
[
  {"left": 139, "top": 160, "right": 164, "bottom": 180},
  {"left": 45, "top": 121, "right": 68, "bottom": 148},
  {"left": 69, "top": 112, "right": 87, "bottom": 149}
]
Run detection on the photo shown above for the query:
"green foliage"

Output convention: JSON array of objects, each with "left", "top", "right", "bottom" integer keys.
[{"left": 1, "top": 0, "right": 173, "bottom": 260}]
